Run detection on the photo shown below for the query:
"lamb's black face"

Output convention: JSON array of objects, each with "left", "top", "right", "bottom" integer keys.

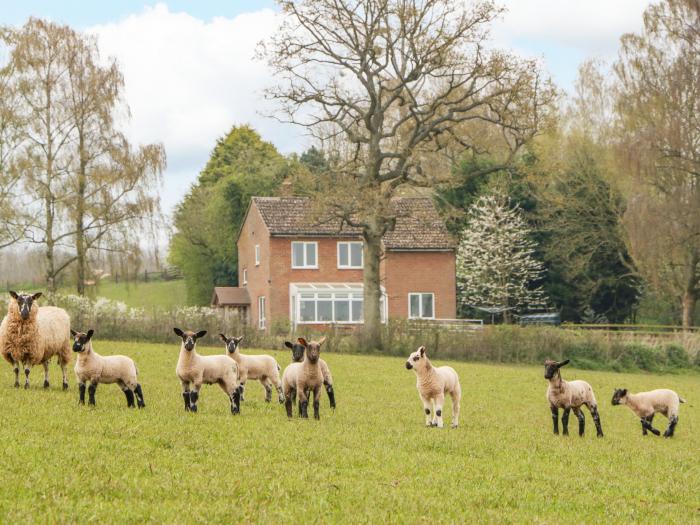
[
  {"left": 220, "top": 334, "right": 243, "bottom": 354},
  {"left": 611, "top": 388, "right": 627, "bottom": 405},
  {"left": 174, "top": 328, "right": 206, "bottom": 351},
  {"left": 10, "top": 291, "right": 41, "bottom": 320},
  {"left": 285, "top": 341, "right": 305, "bottom": 362},
  {"left": 71, "top": 329, "right": 94, "bottom": 353},
  {"left": 544, "top": 359, "right": 569, "bottom": 379}
]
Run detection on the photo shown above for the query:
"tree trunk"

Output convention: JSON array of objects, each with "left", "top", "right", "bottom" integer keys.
[
  {"left": 75, "top": 131, "right": 87, "bottom": 295},
  {"left": 681, "top": 290, "right": 696, "bottom": 330},
  {"left": 45, "top": 195, "right": 56, "bottom": 294},
  {"left": 362, "top": 228, "right": 383, "bottom": 350}
]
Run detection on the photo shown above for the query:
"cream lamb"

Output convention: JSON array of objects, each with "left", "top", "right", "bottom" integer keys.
[
  {"left": 405, "top": 346, "right": 461, "bottom": 428},
  {"left": 612, "top": 388, "right": 685, "bottom": 438},
  {"left": 0, "top": 291, "right": 71, "bottom": 390},
  {"left": 71, "top": 329, "right": 145, "bottom": 408},
  {"left": 283, "top": 337, "right": 326, "bottom": 419},
  {"left": 544, "top": 359, "right": 603, "bottom": 437},
  {"left": 219, "top": 334, "right": 284, "bottom": 403},
  {"left": 174, "top": 328, "right": 240, "bottom": 414}
]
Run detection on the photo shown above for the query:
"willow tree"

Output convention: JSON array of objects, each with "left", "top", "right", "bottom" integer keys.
[
  {"left": 260, "top": 0, "right": 555, "bottom": 343},
  {"left": 614, "top": 0, "right": 700, "bottom": 328}
]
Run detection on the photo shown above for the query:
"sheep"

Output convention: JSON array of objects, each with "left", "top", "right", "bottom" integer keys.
[
  {"left": 283, "top": 337, "right": 326, "bottom": 419},
  {"left": 174, "top": 328, "right": 240, "bottom": 414},
  {"left": 611, "top": 388, "right": 686, "bottom": 438},
  {"left": 0, "top": 291, "right": 71, "bottom": 390},
  {"left": 284, "top": 339, "right": 336, "bottom": 409},
  {"left": 544, "top": 359, "right": 603, "bottom": 437},
  {"left": 405, "top": 345, "right": 461, "bottom": 428},
  {"left": 71, "top": 329, "right": 145, "bottom": 408},
  {"left": 219, "top": 334, "right": 284, "bottom": 403}
]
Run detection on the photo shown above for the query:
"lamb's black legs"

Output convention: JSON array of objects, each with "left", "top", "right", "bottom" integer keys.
[
  {"left": 134, "top": 384, "right": 145, "bottom": 408},
  {"left": 230, "top": 389, "right": 240, "bottom": 415},
  {"left": 285, "top": 395, "right": 293, "bottom": 418},
  {"left": 182, "top": 391, "right": 191, "bottom": 411},
  {"left": 573, "top": 407, "right": 585, "bottom": 436},
  {"left": 12, "top": 362, "right": 19, "bottom": 388},
  {"left": 550, "top": 406, "right": 559, "bottom": 434},
  {"left": 312, "top": 387, "right": 320, "bottom": 420},
  {"left": 641, "top": 417, "right": 660, "bottom": 436},
  {"left": 42, "top": 362, "right": 49, "bottom": 388},
  {"left": 123, "top": 388, "right": 135, "bottom": 407},
  {"left": 24, "top": 367, "right": 30, "bottom": 389},
  {"left": 561, "top": 408, "right": 570, "bottom": 435},
  {"left": 589, "top": 405, "right": 604, "bottom": 437},
  {"left": 325, "top": 381, "right": 336, "bottom": 409},
  {"left": 88, "top": 382, "right": 97, "bottom": 405},
  {"left": 188, "top": 389, "right": 199, "bottom": 412},
  {"left": 264, "top": 382, "right": 272, "bottom": 403},
  {"left": 663, "top": 416, "right": 678, "bottom": 438},
  {"left": 78, "top": 383, "right": 86, "bottom": 405}
]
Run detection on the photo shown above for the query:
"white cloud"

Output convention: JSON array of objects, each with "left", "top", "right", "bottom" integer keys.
[{"left": 89, "top": 3, "right": 305, "bottom": 214}]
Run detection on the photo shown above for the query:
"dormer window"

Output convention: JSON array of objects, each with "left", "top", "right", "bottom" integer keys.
[{"left": 291, "top": 241, "right": 318, "bottom": 269}]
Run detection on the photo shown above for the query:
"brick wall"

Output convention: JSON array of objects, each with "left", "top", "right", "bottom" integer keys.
[{"left": 237, "top": 203, "right": 271, "bottom": 329}]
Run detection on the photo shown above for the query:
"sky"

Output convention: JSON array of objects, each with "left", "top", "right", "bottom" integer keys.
[{"left": 0, "top": 0, "right": 652, "bottom": 215}]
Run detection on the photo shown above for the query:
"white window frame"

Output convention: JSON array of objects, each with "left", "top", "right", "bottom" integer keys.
[
  {"left": 242, "top": 268, "right": 248, "bottom": 286},
  {"left": 258, "top": 296, "right": 266, "bottom": 329},
  {"left": 289, "top": 283, "right": 387, "bottom": 325},
  {"left": 291, "top": 241, "right": 318, "bottom": 269},
  {"left": 255, "top": 245, "right": 261, "bottom": 266},
  {"left": 408, "top": 292, "right": 435, "bottom": 320},
  {"left": 337, "top": 241, "right": 363, "bottom": 269}
]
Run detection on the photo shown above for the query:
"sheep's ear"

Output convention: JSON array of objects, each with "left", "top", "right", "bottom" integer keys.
[
  {"left": 234, "top": 336, "right": 244, "bottom": 344},
  {"left": 317, "top": 336, "right": 326, "bottom": 346},
  {"left": 195, "top": 330, "right": 207, "bottom": 339},
  {"left": 32, "top": 292, "right": 42, "bottom": 300},
  {"left": 558, "top": 359, "right": 570, "bottom": 368},
  {"left": 419, "top": 346, "right": 425, "bottom": 356},
  {"left": 219, "top": 333, "right": 229, "bottom": 343},
  {"left": 621, "top": 388, "right": 627, "bottom": 396},
  {"left": 284, "top": 341, "right": 294, "bottom": 349},
  {"left": 298, "top": 337, "right": 308, "bottom": 347},
  {"left": 173, "top": 327, "right": 184, "bottom": 338},
  {"left": 86, "top": 329, "right": 94, "bottom": 341},
  {"left": 70, "top": 329, "right": 77, "bottom": 337},
  {"left": 9, "top": 291, "right": 18, "bottom": 300}
]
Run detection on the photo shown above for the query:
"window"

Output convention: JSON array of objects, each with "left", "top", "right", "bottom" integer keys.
[
  {"left": 258, "top": 296, "right": 266, "bottom": 329},
  {"left": 291, "top": 284, "right": 386, "bottom": 324},
  {"left": 255, "top": 245, "right": 260, "bottom": 266},
  {"left": 242, "top": 268, "right": 248, "bottom": 286},
  {"left": 337, "top": 242, "right": 363, "bottom": 269},
  {"left": 409, "top": 293, "right": 435, "bottom": 319},
  {"left": 291, "top": 241, "right": 318, "bottom": 269}
]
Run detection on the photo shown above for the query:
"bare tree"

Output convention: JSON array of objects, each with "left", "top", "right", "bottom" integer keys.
[
  {"left": 614, "top": 0, "right": 700, "bottom": 328},
  {"left": 260, "top": 0, "right": 555, "bottom": 342}
]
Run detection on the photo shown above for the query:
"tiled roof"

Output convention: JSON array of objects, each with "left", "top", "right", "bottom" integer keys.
[
  {"left": 211, "top": 287, "right": 251, "bottom": 306},
  {"left": 251, "top": 196, "right": 454, "bottom": 250}
]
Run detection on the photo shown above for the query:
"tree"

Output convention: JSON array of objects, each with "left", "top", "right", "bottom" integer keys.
[
  {"left": 169, "top": 126, "right": 285, "bottom": 305},
  {"left": 613, "top": 0, "right": 700, "bottom": 327},
  {"left": 456, "top": 191, "right": 547, "bottom": 321},
  {"left": 261, "top": 0, "right": 555, "bottom": 343}
]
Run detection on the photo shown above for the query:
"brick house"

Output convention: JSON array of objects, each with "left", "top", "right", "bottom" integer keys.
[{"left": 221, "top": 196, "right": 456, "bottom": 330}]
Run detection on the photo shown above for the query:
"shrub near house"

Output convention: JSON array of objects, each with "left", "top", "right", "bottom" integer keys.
[{"left": 222, "top": 196, "right": 457, "bottom": 330}]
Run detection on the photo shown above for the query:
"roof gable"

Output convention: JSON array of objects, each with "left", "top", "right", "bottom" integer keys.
[{"left": 211, "top": 287, "right": 251, "bottom": 306}]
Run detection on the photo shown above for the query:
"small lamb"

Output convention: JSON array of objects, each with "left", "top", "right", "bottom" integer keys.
[
  {"left": 283, "top": 337, "right": 326, "bottom": 419},
  {"left": 284, "top": 339, "right": 336, "bottom": 409},
  {"left": 611, "top": 388, "right": 686, "bottom": 438},
  {"left": 174, "top": 328, "right": 240, "bottom": 414},
  {"left": 71, "top": 329, "right": 145, "bottom": 408},
  {"left": 405, "top": 346, "right": 461, "bottom": 428},
  {"left": 544, "top": 359, "right": 603, "bottom": 437},
  {"left": 219, "top": 334, "right": 284, "bottom": 403}
]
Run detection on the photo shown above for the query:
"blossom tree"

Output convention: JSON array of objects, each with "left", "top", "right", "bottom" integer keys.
[{"left": 457, "top": 192, "right": 547, "bottom": 321}]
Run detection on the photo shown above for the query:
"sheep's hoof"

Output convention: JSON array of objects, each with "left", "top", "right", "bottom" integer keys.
[
  {"left": 597, "top": 433, "right": 604, "bottom": 438},
  {"left": 43, "top": 380, "right": 50, "bottom": 389},
  {"left": 62, "top": 382, "right": 68, "bottom": 391},
  {"left": 189, "top": 404, "right": 197, "bottom": 413},
  {"left": 13, "top": 382, "right": 19, "bottom": 388},
  {"left": 451, "top": 424, "right": 458, "bottom": 429},
  {"left": 24, "top": 383, "right": 29, "bottom": 390}
]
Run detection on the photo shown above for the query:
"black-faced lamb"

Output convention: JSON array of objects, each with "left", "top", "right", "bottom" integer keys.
[
  {"left": 282, "top": 337, "right": 326, "bottom": 419},
  {"left": 611, "top": 388, "right": 685, "bottom": 438},
  {"left": 405, "top": 345, "right": 461, "bottom": 428},
  {"left": 219, "top": 334, "right": 284, "bottom": 403},
  {"left": 71, "top": 329, "right": 145, "bottom": 408},
  {"left": 0, "top": 291, "right": 71, "bottom": 390},
  {"left": 284, "top": 339, "right": 335, "bottom": 409},
  {"left": 174, "top": 328, "right": 240, "bottom": 414},
  {"left": 544, "top": 359, "right": 603, "bottom": 437}
]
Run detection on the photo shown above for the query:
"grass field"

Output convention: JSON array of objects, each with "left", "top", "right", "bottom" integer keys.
[
  {"left": 76, "top": 279, "right": 187, "bottom": 309},
  {"left": 0, "top": 341, "right": 698, "bottom": 523}
]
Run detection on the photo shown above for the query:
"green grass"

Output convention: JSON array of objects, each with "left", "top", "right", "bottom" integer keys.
[
  {"left": 0, "top": 342, "right": 698, "bottom": 523},
  {"left": 77, "top": 279, "right": 187, "bottom": 309}
]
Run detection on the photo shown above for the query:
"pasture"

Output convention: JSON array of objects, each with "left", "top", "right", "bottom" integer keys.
[{"left": 0, "top": 341, "right": 698, "bottom": 523}]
